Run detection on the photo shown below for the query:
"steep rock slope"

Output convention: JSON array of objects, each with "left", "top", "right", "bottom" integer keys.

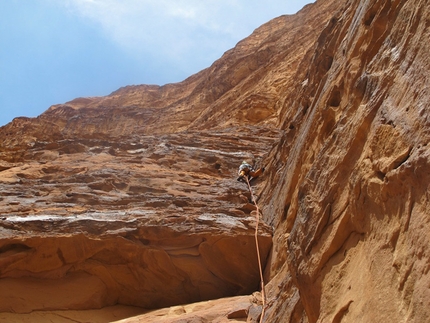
[
  {"left": 259, "top": 0, "right": 430, "bottom": 322},
  {"left": 0, "top": 0, "right": 343, "bottom": 320},
  {"left": 0, "top": 0, "right": 340, "bottom": 145},
  {"left": 1, "top": 0, "right": 429, "bottom": 322}
]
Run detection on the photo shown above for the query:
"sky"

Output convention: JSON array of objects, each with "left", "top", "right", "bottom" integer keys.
[{"left": 0, "top": 0, "right": 313, "bottom": 127}]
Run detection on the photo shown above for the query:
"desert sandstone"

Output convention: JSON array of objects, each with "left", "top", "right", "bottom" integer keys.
[{"left": 0, "top": 0, "right": 429, "bottom": 322}]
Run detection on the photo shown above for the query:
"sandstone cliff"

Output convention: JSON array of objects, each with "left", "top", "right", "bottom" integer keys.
[{"left": 0, "top": 0, "right": 429, "bottom": 322}]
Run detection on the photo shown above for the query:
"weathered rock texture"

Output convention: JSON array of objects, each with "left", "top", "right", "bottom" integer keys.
[
  {"left": 258, "top": 0, "right": 430, "bottom": 322},
  {"left": 115, "top": 295, "right": 263, "bottom": 323},
  {"left": 0, "top": 128, "right": 275, "bottom": 313},
  {"left": 1, "top": 0, "right": 429, "bottom": 322}
]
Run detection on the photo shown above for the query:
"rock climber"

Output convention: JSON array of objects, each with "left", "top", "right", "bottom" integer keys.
[{"left": 237, "top": 160, "right": 265, "bottom": 182}]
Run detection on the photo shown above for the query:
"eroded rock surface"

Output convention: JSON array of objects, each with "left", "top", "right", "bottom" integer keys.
[
  {"left": 0, "top": 128, "right": 276, "bottom": 314},
  {"left": 1, "top": 0, "right": 430, "bottom": 322},
  {"left": 114, "top": 295, "right": 262, "bottom": 323},
  {"left": 258, "top": 0, "right": 430, "bottom": 322}
]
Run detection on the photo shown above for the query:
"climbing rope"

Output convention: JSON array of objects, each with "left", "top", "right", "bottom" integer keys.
[{"left": 244, "top": 176, "right": 266, "bottom": 323}]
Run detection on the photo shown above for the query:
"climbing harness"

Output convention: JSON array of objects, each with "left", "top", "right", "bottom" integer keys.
[{"left": 244, "top": 175, "right": 266, "bottom": 323}]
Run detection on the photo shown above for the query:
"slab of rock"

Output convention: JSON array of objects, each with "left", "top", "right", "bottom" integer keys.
[
  {"left": 0, "top": 129, "right": 276, "bottom": 313},
  {"left": 259, "top": 0, "right": 430, "bottom": 322},
  {"left": 1, "top": 0, "right": 429, "bottom": 322},
  {"left": 113, "top": 295, "right": 259, "bottom": 323}
]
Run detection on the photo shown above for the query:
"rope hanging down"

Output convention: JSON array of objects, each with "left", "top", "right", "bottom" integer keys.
[{"left": 244, "top": 176, "right": 266, "bottom": 323}]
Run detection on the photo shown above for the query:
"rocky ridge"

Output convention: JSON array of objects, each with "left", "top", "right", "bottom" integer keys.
[{"left": 1, "top": 0, "right": 430, "bottom": 322}]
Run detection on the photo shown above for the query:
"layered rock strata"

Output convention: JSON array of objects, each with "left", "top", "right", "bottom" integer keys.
[
  {"left": 1, "top": 0, "right": 429, "bottom": 322},
  {"left": 0, "top": 1, "right": 342, "bottom": 319},
  {"left": 0, "top": 128, "right": 276, "bottom": 313},
  {"left": 259, "top": 0, "right": 430, "bottom": 322}
]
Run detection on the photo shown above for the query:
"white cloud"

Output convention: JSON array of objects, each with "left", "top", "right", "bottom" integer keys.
[
  {"left": 61, "top": 0, "right": 244, "bottom": 40},
  {"left": 51, "top": 0, "right": 313, "bottom": 74}
]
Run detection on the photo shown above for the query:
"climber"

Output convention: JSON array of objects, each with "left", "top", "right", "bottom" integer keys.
[{"left": 237, "top": 160, "right": 264, "bottom": 182}]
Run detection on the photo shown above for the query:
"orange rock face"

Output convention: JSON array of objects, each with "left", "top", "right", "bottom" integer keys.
[
  {"left": 0, "top": 128, "right": 275, "bottom": 314},
  {"left": 1, "top": 0, "right": 429, "bottom": 322},
  {"left": 258, "top": 0, "right": 430, "bottom": 322}
]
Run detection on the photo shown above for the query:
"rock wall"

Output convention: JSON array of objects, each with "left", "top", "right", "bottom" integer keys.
[
  {"left": 260, "top": 0, "right": 430, "bottom": 322},
  {"left": 0, "top": 0, "right": 429, "bottom": 322},
  {"left": 0, "top": 128, "right": 275, "bottom": 314}
]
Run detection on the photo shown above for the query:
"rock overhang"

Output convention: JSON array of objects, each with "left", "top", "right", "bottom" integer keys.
[{"left": 0, "top": 211, "right": 272, "bottom": 313}]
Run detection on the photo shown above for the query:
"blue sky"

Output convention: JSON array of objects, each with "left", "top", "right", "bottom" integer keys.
[{"left": 0, "top": 0, "right": 313, "bottom": 127}]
